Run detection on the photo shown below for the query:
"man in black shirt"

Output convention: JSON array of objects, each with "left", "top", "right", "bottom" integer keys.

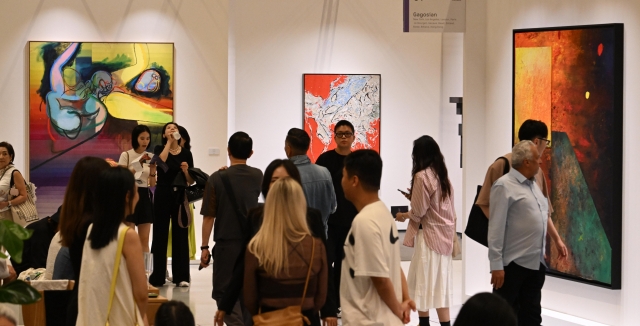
[
  {"left": 315, "top": 120, "right": 359, "bottom": 312},
  {"left": 200, "top": 132, "right": 263, "bottom": 326}
]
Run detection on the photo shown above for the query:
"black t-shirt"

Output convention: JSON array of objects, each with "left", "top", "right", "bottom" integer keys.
[
  {"left": 153, "top": 145, "right": 194, "bottom": 186},
  {"left": 315, "top": 150, "right": 358, "bottom": 228},
  {"left": 10, "top": 217, "right": 56, "bottom": 275}
]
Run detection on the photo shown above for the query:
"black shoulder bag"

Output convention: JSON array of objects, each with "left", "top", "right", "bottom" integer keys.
[{"left": 464, "top": 157, "right": 509, "bottom": 247}]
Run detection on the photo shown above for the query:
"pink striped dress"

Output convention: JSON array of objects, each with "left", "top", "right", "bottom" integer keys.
[{"left": 403, "top": 168, "right": 456, "bottom": 255}]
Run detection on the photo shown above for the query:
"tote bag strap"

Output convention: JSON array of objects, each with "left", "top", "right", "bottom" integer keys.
[
  {"left": 299, "top": 237, "right": 316, "bottom": 306},
  {"left": 106, "top": 226, "right": 130, "bottom": 326}
]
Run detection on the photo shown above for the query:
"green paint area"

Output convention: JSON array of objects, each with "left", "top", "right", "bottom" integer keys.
[{"left": 550, "top": 132, "right": 611, "bottom": 284}]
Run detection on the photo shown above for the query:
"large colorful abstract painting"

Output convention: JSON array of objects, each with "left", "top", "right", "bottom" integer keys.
[
  {"left": 303, "top": 74, "right": 381, "bottom": 162},
  {"left": 29, "top": 42, "right": 174, "bottom": 217},
  {"left": 512, "top": 24, "right": 623, "bottom": 288}
]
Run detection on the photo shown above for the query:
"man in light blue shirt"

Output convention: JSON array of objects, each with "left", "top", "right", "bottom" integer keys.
[
  {"left": 285, "top": 128, "right": 337, "bottom": 236},
  {"left": 489, "top": 140, "right": 548, "bottom": 326}
]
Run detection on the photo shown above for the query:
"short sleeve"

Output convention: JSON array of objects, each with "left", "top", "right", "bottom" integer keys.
[
  {"left": 117, "top": 151, "right": 128, "bottom": 167},
  {"left": 200, "top": 176, "right": 217, "bottom": 217},
  {"left": 351, "top": 218, "right": 390, "bottom": 278}
]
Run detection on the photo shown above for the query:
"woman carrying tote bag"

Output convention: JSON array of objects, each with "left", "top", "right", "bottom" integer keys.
[
  {"left": 77, "top": 167, "right": 149, "bottom": 326},
  {"left": 0, "top": 142, "right": 28, "bottom": 222},
  {"left": 244, "top": 177, "right": 328, "bottom": 326}
]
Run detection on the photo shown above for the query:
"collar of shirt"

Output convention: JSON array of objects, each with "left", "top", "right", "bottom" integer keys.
[
  {"left": 509, "top": 168, "right": 535, "bottom": 184},
  {"left": 290, "top": 155, "right": 311, "bottom": 165}
]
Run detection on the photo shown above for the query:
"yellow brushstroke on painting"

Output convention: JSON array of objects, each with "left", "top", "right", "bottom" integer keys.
[
  {"left": 104, "top": 92, "right": 172, "bottom": 123},
  {"left": 117, "top": 44, "right": 150, "bottom": 83},
  {"left": 514, "top": 47, "right": 552, "bottom": 145},
  {"left": 586, "top": 91, "right": 590, "bottom": 99}
]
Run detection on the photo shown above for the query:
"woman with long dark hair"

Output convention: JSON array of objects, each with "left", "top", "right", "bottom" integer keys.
[
  {"left": 58, "top": 156, "right": 111, "bottom": 325},
  {"left": 395, "top": 136, "right": 456, "bottom": 326},
  {"left": 149, "top": 122, "right": 194, "bottom": 287},
  {"left": 77, "top": 167, "right": 149, "bottom": 326},
  {"left": 117, "top": 125, "right": 156, "bottom": 252}
]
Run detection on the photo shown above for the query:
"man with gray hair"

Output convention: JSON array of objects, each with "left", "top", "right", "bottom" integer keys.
[
  {"left": 0, "top": 304, "right": 17, "bottom": 326},
  {"left": 488, "top": 140, "right": 548, "bottom": 326}
]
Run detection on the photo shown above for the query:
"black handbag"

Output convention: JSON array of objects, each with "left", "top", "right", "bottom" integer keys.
[
  {"left": 172, "top": 167, "right": 210, "bottom": 203},
  {"left": 185, "top": 168, "right": 210, "bottom": 203},
  {"left": 464, "top": 157, "right": 509, "bottom": 247}
]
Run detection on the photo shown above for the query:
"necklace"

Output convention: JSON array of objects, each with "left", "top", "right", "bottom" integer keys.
[{"left": 169, "top": 146, "right": 182, "bottom": 155}]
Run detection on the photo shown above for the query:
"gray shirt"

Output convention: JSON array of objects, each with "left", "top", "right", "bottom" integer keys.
[
  {"left": 488, "top": 168, "right": 548, "bottom": 271},
  {"left": 290, "top": 155, "right": 337, "bottom": 235}
]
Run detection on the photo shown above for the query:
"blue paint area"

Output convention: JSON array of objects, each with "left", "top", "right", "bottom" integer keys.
[
  {"left": 549, "top": 131, "right": 611, "bottom": 283},
  {"left": 323, "top": 76, "right": 370, "bottom": 108}
]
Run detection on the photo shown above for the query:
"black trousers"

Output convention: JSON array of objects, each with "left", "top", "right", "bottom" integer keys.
[
  {"left": 213, "top": 240, "right": 253, "bottom": 326},
  {"left": 149, "top": 186, "right": 190, "bottom": 285},
  {"left": 494, "top": 262, "right": 546, "bottom": 326},
  {"left": 327, "top": 225, "right": 349, "bottom": 309}
]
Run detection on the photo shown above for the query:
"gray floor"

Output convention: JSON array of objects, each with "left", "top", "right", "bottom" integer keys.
[{"left": 160, "top": 261, "right": 584, "bottom": 326}]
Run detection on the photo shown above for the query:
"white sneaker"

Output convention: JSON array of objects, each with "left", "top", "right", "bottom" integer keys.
[{"left": 178, "top": 281, "right": 190, "bottom": 287}]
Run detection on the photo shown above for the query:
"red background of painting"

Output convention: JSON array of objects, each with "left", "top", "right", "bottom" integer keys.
[{"left": 303, "top": 74, "right": 380, "bottom": 162}]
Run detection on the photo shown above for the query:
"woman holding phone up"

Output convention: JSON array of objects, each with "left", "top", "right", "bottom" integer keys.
[
  {"left": 116, "top": 125, "right": 156, "bottom": 253},
  {"left": 148, "top": 122, "right": 194, "bottom": 287}
]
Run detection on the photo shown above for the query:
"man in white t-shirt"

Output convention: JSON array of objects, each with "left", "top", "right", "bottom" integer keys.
[{"left": 340, "top": 149, "right": 416, "bottom": 325}]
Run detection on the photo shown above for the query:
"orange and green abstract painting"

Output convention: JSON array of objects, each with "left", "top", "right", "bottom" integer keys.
[
  {"left": 29, "top": 42, "right": 174, "bottom": 217},
  {"left": 513, "top": 25, "right": 623, "bottom": 288}
]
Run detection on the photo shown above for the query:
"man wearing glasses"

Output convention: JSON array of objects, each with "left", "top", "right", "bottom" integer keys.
[
  {"left": 316, "top": 120, "right": 359, "bottom": 319},
  {"left": 475, "top": 119, "right": 568, "bottom": 261}
]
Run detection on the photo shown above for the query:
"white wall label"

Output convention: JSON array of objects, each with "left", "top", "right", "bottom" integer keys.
[{"left": 403, "top": 0, "right": 466, "bottom": 33}]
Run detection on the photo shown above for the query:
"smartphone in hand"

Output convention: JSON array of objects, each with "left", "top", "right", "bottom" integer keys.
[
  {"left": 198, "top": 254, "right": 211, "bottom": 271},
  {"left": 391, "top": 206, "right": 409, "bottom": 219}
]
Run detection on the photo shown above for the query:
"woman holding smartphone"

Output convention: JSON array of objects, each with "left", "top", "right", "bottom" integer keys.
[
  {"left": 149, "top": 122, "right": 194, "bottom": 287},
  {"left": 395, "top": 136, "right": 456, "bottom": 326},
  {"left": 117, "top": 125, "right": 156, "bottom": 252}
]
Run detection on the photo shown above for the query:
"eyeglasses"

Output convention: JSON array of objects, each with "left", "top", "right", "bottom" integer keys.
[
  {"left": 335, "top": 132, "right": 354, "bottom": 138},
  {"left": 538, "top": 138, "right": 551, "bottom": 146}
]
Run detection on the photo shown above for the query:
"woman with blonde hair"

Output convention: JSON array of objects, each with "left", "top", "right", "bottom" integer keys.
[{"left": 244, "top": 177, "right": 327, "bottom": 326}]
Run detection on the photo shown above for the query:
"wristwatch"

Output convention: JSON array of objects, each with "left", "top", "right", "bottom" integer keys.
[{"left": 200, "top": 246, "right": 210, "bottom": 250}]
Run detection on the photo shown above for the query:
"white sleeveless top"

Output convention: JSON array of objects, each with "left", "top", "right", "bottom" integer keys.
[
  {"left": 77, "top": 224, "right": 143, "bottom": 326},
  {"left": 0, "top": 166, "right": 16, "bottom": 212}
]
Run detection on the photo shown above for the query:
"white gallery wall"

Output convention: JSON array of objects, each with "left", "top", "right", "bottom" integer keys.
[
  {"left": 463, "top": 0, "right": 640, "bottom": 324},
  {"left": 0, "top": 0, "right": 230, "bottom": 249},
  {"left": 231, "top": 0, "right": 448, "bottom": 214}
]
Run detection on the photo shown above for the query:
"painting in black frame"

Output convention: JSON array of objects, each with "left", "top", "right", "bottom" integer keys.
[{"left": 512, "top": 24, "right": 623, "bottom": 289}]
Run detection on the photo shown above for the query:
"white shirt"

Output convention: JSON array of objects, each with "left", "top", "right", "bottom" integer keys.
[
  {"left": 340, "top": 200, "right": 403, "bottom": 326},
  {"left": 118, "top": 150, "right": 153, "bottom": 188},
  {"left": 489, "top": 168, "right": 549, "bottom": 271}
]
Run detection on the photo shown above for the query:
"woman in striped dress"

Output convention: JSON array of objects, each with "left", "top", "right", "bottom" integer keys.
[{"left": 395, "top": 135, "right": 456, "bottom": 326}]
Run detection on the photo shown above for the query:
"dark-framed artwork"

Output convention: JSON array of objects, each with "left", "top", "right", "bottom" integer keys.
[
  {"left": 303, "top": 74, "right": 381, "bottom": 162},
  {"left": 28, "top": 42, "right": 174, "bottom": 217},
  {"left": 512, "top": 24, "right": 623, "bottom": 289}
]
